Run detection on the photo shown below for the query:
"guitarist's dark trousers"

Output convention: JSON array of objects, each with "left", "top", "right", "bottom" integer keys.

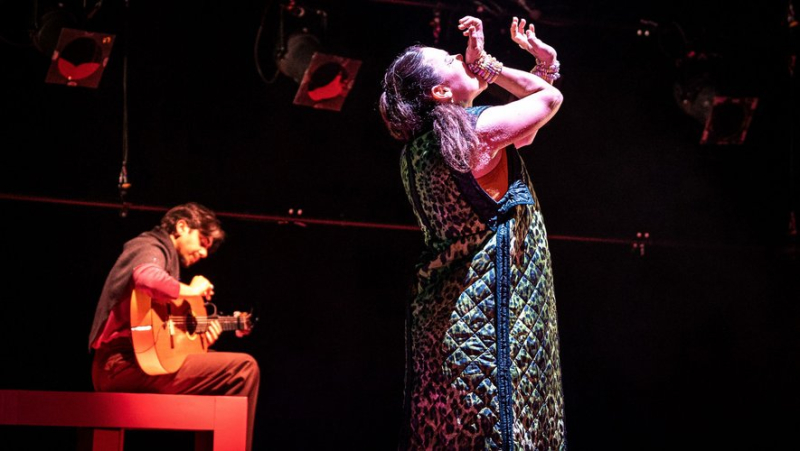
[{"left": 92, "top": 338, "right": 260, "bottom": 451}]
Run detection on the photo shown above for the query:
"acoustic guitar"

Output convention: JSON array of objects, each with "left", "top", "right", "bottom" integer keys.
[{"left": 130, "top": 282, "right": 253, "bottom": 375}]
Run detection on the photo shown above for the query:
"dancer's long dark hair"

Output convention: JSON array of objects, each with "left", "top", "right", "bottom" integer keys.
[{"left": 379, "top": 45, "right": 479, "bottom": 173}]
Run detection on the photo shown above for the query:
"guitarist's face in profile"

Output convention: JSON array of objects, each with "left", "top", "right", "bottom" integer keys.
[{"left": 173, "top": 219, "right": 214, "bottom": 268}]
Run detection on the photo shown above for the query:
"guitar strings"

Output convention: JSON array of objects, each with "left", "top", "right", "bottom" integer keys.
[{"left": 166, "top": 316, "right": 249, "bottom": 331}]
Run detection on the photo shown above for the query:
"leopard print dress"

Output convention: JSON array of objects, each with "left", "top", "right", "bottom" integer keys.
[{"left": 399, "top": 107, "right": 566, "bottom": 450}]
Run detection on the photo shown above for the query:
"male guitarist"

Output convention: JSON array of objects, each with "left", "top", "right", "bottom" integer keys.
[{"left": 88, "top": 202, "right": 260, "bottom": 451}]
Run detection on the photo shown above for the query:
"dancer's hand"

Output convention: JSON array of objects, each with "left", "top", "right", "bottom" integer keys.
[
  {"left": 510, "top": 17, "right": 557, "bottom": 64},
  {"left": 458, "top": 16, "right": 485, "bottom": 65}
]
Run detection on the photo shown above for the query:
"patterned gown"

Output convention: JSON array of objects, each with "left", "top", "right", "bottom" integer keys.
[{"left": 399, "top": 107, "right": 566, "bottom": 450}]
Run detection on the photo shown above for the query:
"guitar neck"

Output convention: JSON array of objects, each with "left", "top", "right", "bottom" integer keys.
[
  {"left": 212, "top": 315, "right": 247, "bottom": 332},
  {"left": 167, "top": 315, "right": 248, "bottom": 333},
  {"left": 203, "top": 316, "right": 247, "bottom": 331}
]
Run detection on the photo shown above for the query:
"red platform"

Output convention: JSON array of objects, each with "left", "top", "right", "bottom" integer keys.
[{"left": 0, "top": 389, "right": 247, "bottom": 451}]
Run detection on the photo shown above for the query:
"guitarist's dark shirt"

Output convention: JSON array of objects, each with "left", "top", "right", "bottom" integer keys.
[{"left": 88, "top": 228, "right": 180, "bottom": 350}]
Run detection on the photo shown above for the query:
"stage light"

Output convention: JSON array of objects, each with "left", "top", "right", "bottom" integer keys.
[
  {"left": 44, "top": 28, "right": 115, "bottom": 88},
  {"left": 31, "top": 3, "right": 115, "bottom": 88},
  {"left": 292, "top": 53, "right": 361, "bottom": 112},
  {"left": 673, "top": 72, "right": 715, "bottom": 125},
  {"left": 276, "top": 31, "right": 321, "bottom": 83},
  {"left": 671, "top": 48, "right": 758, "bottom": 145},
  {"left": 32, "top": 6, "right": 79, "bottom": 56},
  {"left": 270, "top": 2, "right": 360, "bottom": 111},
  {"left": 700, "top": 96, "right": 759, "bottom": 145}
]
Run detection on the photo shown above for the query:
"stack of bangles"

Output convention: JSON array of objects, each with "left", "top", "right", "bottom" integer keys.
[
  {"left": 532, "top": 59, "right": 561, "bottom": 84},
  {"left": 467, "top": 50, "right": 503, "bottom": 84}
]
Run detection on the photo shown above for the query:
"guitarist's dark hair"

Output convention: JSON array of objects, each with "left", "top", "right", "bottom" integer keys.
[{"left": 159, "top": 202, "right": 226, "bottom": 253}]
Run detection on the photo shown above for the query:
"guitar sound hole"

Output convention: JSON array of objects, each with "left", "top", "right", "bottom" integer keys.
[{"left": 185, "top": 315, "right": 198, "bottom": 334}]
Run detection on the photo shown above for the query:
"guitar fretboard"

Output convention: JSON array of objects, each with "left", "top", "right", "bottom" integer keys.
[{"left": 167, "top": 315, "right": 250, "bottom": 333}]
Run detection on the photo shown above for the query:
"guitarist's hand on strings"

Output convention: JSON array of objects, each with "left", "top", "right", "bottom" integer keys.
[
  {"left": 205, "top": 319, "right": 223, "bottom": 346},
  {"left": 182, "top": 275, "right": 215, "bottom": 301}
]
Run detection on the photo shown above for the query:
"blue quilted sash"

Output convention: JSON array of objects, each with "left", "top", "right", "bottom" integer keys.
[{"left": 452, "top": 148, "right": 535, "bottom": 450}]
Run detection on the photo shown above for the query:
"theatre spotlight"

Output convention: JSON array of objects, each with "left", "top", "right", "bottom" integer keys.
[
  {"left": 292, "top": 53, "right": 362, "bottom": 111},
  {"left": 270, "top": 2, "right": 360, "bottom": 111},
  {"left": 699, "top": 96, "right": 759, "bottom": 145},
  {"left": 673, "top": 70, "right": 715, "bottom": 125},
  {"left": 32, "top": 5, "right": 79, "bottom": 57},
  {"left": 44, "top": 27, "right": 115, "bottom": 88},
  {"left": 31, "top": 3, "right": 115, "bottom": 88},
  {"left": 276, "top": 31, "right": 321, "bottom": 83},
  {"left": 672, "top": 50, "right": 758, "bottom": 145}
]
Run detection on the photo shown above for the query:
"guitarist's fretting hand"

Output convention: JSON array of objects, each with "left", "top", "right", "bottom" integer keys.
[
  {"left": 204, "top": 309, "right": 250, "bottom": 344},
  {"left": 234, "top": 311, "right": 252, "bottom": 338}
]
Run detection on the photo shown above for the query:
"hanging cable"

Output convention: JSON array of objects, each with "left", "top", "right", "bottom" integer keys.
[
  {"left": 786, "top": 0, "right": 798, "bottom": 257},
  {"left": 118, "top": 0, "right": 131, "bottom": 217},
  {"left": 254, "top": 1, "right": 282, "bottom": 84}
]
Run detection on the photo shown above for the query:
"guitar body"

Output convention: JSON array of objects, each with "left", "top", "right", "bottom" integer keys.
[{"left": 131, "top": 290, "right": 209, "bottom": 375}]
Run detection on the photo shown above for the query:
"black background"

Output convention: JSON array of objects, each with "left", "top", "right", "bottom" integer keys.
[{"left": 1, "top": 1, "right": 799, "bottom": 450}]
